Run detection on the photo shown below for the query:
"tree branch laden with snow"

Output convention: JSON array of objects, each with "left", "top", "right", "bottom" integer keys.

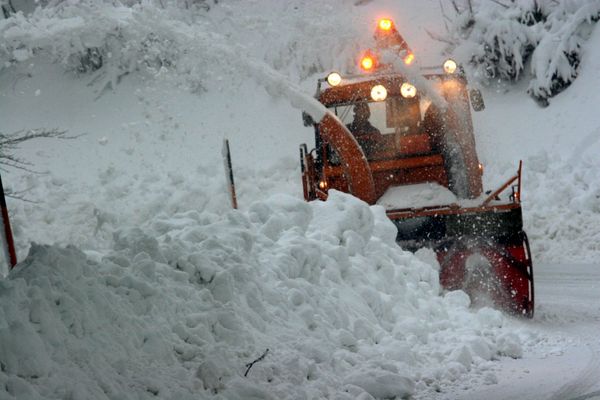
[{"left": 442, "top": 0, "right": 600, "bottom": 105}]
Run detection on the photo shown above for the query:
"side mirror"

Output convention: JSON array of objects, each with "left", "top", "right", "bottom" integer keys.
[
  {"left": 469, "top": 89, "right": 485, "bottom": 111},
  {"left": 302, "top": 111, "right": 315, "bottom": 127}
]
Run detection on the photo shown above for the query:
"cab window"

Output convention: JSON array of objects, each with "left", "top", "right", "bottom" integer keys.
[{"left": 324, "top": 96, "right": 425, "bottom": 163}]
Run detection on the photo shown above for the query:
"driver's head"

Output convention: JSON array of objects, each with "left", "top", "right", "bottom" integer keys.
[{"left": 353, "top": 102, "right": 370, "bottom": 121}]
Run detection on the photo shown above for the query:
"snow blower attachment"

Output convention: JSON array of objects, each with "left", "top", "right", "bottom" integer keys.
[{"left": 299, "top": 19, "right": 534, "bottom": 317}]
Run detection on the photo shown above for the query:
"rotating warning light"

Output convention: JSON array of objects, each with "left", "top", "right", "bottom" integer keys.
[
  {"left": 404, "top": 52, "right": 415, "bottom": 65},
  {"left": 443, "top": 59, "right": 458, "bottom": 74},
  {"left": 378, "top": 18, "right": 393, "bottom": 31},
  {"left": 370, "top": 85, "right": 388, "bottom": 101},
  {"left": 360, "top": 55, "right": 375, "bottom": 71},
  {"left": 326, "top": 72, "right": 342, "bottom": 87},
  {"left": 400, "top": 82, "right": 417, "bottom": 98}
]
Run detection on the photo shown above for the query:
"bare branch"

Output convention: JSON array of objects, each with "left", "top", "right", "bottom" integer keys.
[
  {"left": 0, "top": 153, "right": 33, "bottom": 165},
  {"left": 5, "top": 189, "right": 39, "bottom": 203},
  {"left": 0, "top": 128, "right": 74, "bottom": 179},
  {"left": 489, "top": 0, "right": 509, "bottom": 9},
  {"left": 0, "top": 161, "right": 40, "bottom": 174},
  {"left": 0, "top": 129, "right": 72, "bottom": 148},
  {"left": 439, "top": 0, "right": 453, "bottom": 28},
  {"left": 244, "top": 349, "right": 269, "bottom": 377},
  {"left": 450, "top": 0, "right": 460, "bottom": 14},
  {"left": 425, "top": 28, "right": 457, "bottom": 45}
]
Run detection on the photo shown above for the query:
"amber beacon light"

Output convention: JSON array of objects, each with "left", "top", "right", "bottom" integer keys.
[
  {"left": 378, "top": 18, "right": 393, "bottom": 31},
  {"left": 360, "top": 54, "right": 375, "bottom": 71}
]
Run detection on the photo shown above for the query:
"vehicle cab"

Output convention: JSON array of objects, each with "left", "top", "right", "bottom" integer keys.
[{"left": 301, "top": 21, "right": 486, "bottom": 205}]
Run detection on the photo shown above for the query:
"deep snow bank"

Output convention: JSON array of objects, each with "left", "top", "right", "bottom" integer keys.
[
  {"left": 1, "top": 191, "right": 525, "bottom": 399},
  {"left": 524, "top": 153, "right": 600, "bottom": 263}
]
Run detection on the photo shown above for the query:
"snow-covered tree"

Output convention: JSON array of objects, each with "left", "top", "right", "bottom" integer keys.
[
  {"left": 441, "top": 0, "right": 600, "bottom": 105},
  {"left": 0, "top": 0, "right": 366, "bottom": 89},
  {"left": 528, "top": 1, "right": 600, "bottom": 104},
  {"left": 1, "top": 0, "right": 16, "bottom": 19}
]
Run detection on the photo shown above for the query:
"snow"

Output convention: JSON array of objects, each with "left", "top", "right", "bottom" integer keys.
[
  {"left": 0, "top": 1, "right": 599, "bottom": 399},
  {"left": 377, "top": 182, "right": 458, "bottom": 210},
  {"left": 0, "top": 191, "right": 530, "bottom": 399},
  {"left": 435, "top": 263, "right": 600, "bottom": 400}
]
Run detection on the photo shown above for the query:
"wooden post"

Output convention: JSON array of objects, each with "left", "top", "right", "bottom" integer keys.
[
  {"left": 0, "top": 173, "right": 17, "bottom": 269},
  {"left": 222, "top": 139, "right": 238, "bottom": 210},
  {"left": 517, "top": 160, "right": 523, "bottom": 202}
]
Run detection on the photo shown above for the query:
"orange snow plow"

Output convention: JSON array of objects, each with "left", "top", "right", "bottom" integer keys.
[{"left": 299, "top": 19, "right": 534, "bottom": 317}]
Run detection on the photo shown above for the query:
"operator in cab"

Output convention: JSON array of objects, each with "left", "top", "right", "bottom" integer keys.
[{"left": 346, "top": 101, "right": 382, "bottom": 157}]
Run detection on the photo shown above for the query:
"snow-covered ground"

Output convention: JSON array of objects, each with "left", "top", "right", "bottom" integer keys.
[
  {"left": 1, "top": 1, "right": 599, "bottom": 399},
  {"left": 424, "top": 262, "right": 600, "bottom": 400}
]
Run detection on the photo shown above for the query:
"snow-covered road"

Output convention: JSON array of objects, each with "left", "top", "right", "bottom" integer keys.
[{"left": 431, "top": 263, "right": 600, "bottom": 400}]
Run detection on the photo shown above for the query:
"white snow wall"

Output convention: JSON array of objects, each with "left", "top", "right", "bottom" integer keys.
[{"left": 0, "top": 192, "right": 525, "bottom": 399}]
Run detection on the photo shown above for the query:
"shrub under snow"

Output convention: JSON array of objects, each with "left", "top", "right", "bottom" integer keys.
[
  {"left": 444, "top": 0, "right": 600, "bottom": 105},
  {"left": 0, "top": 0, "right": 367, "bottom": 90}
]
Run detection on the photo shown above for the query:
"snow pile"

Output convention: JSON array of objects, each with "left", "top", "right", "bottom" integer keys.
[
  {"left": 0, "top": 191, "right": 526, "bottom": 399},
  {"left": 476, "top": 150, "right": 600, "bottom": 264},
  {"left": 524, "top": 153, "right": 600, "bottom": 264}
]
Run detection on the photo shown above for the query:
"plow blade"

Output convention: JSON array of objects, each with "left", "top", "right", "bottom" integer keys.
[{"left": 389, "top": 204, "right": 534, "bottom": 317}]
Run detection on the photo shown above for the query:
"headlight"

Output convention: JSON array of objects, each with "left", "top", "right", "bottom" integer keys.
[
  {"left": 404, "top": 52, "right": 415, "bottom": 65},
  {"left": 443, "top": 59, "right": 458, "bottom": 74},
  {"left": 318, "top": 180, "right": 328, "bottom": 190},
  {"left": 371, "top": 85, "right": 388, "bottom": 101},
  {"left": 326, "top": 72, "right": 342, "bottom": 87},
  {"left": 400, "top": 82, "right": 417, "bottom": 98}
]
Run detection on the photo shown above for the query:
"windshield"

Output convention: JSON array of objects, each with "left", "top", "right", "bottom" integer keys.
[
  {"left": 330, "top": 98, "right": 419, "bottom": 134},
  {"left": 325, "top": 95, "right": 432, "bottom": 163}
]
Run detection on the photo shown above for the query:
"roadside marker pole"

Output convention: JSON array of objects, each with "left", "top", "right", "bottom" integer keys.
[
  {"left": 0, "top": 173, "right": 17, "bottom": 269},
  {"left": 222, "top": 139, "right": 238, "bottom": 210}
]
